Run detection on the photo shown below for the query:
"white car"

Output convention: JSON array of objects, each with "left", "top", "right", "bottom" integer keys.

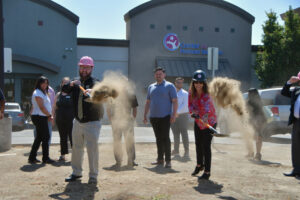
[{"left": 243, "top": 87, "right": 292, "bottom": 137}]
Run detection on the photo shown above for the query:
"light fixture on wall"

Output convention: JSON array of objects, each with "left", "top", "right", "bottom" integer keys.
[{"left": 64, "top": 47, "right": 73, "bottom": 52}]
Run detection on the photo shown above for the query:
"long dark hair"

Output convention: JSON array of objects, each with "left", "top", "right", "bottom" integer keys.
[
  {"left": 34, "top": 76, "right": 49, "bottom": 94},
  {"left": 189, "top": 80, "right": 209, "bottom": 99}
]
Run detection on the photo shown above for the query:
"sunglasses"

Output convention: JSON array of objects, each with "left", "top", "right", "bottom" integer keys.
[{"left": 193, "top": 81, "right": 204, "bottom": 84}]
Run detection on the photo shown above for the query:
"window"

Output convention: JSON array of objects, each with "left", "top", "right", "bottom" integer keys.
[
  {"left": 37, "top": 20, "right": 43, "bottom": 26},
  {"left": 150, "top": 24, "right": 155, "bottom": 29},
  {"left": 183, "top": 26, "right": 188, "bottom": 31},
  {"left": 166, "top": 25, "right": 172, "bottom": 30},
  {"left": 215, "top": 27, "right": 219, "bottom": 32},
  {"left": 230, "top": 28, "right": 235, "bottom": 33},
  {"left": 199, "top": 27, "right": 204, "bottom": 32}
]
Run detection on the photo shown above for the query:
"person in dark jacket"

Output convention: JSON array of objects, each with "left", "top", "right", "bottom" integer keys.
[
  {"left": 247, "top": 88, "right": 267, "bottom": 161},
  {"left": 281, "top": 73, "right": 300, "bottom": 177},
  {"left": 53, "top": 77, "right": 74, "bottom": 161}
]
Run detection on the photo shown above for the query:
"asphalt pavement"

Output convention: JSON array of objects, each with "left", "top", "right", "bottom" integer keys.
[{"left": 11, "top": 125, "right": 292, "bottom": 147}]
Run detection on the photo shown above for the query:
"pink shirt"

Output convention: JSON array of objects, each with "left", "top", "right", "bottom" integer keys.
[{"left": 188, "top": 92, "right": 217, "bottom": 130}]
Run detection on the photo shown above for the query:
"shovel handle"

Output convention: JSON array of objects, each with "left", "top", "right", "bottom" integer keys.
[
  {"left": 79, "top": 85, "right": 91, "bottom": 97},
  {"left": 191, "top": 114, "right": 221, "bottom": 135}
]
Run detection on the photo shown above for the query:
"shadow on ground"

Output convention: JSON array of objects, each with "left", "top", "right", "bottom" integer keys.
[
  {"left": 193, "top": 179, "right": 223, "bottom": 194},
  {"left": 248, "top": 159, "right": 281, "bottom": 167},
  {"left": 144, "top": 165, "right": 180, "bottom": 174},
  {"left": 20, "top": 163, "right": 45, "bottom": 172},
  {"left": 264, "top": 136, "right": 291, "bottom": 144},
  {"left": 103, "top": 165, "right": 136, "bottom": 172},
  {"left": 49, "top": 181, "right": 98, "bottom": 200}
]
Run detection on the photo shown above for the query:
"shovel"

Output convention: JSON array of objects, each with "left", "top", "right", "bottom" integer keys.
[{"left": 191, "top": 114, "right": 228, "bottom": 137}]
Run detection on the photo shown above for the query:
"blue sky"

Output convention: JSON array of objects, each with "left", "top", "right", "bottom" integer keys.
[{"left": 52, "top": 0, "right": 300, "bottom": 45}]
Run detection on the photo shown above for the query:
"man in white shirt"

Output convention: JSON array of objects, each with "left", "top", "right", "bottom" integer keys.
[{"left": 171, "top": 77, "right": 190, "bottom": 158}]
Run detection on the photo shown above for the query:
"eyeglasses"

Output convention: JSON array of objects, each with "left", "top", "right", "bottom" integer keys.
[{"left": 193, "top": 81, "right": 204, "bottom": 84}]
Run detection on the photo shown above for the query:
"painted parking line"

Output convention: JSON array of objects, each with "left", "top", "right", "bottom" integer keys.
[{"left": 0, "top": 153, "right": 17, "bottom": 157}]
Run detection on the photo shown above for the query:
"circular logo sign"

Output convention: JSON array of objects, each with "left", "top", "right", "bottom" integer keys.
[{"left": 163, "top": 33, "right": 180, "bottom": 51}]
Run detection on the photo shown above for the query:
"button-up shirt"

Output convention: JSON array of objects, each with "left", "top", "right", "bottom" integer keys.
[{"left": 176, "top": 89, "right": 189, "bottom": 114}]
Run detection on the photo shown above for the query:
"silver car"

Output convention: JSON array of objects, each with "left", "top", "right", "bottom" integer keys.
[
  {"left": 4, "top": 102, "right": 26, "bottom": 131},
  {"left": 244, "top": 88, "right": 292, "bottom": 138}
]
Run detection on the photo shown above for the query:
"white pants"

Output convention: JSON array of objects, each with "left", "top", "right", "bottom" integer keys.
[{"left": 71, "top": 119, "right": 101, "bottom": 178}]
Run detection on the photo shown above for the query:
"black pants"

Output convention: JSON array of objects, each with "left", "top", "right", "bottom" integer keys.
[
  {"left": 56, "top": 117, "right": 73, "bottom": 155},
  {"left": 171, "top": 113, "right": 189, "bottom": 154},
  {"left": 29, "top": 115, "right": 50, "bottom": 162},
  {"left": 292, "top": 119, "right": 300, "bottom": 173},
  {"left": 150, "top": 115, "right": 171, "bottom": 162},
  {"left": 194, "top": 122, "right": 215, "bottom": 172}
]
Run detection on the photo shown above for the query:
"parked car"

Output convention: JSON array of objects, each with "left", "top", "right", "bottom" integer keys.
[
  {"left": 4, "top": 102, "right": 26, "bottom": 131},
  {"left": 243, "top": 87, "right": 292, "bottom": 138}
]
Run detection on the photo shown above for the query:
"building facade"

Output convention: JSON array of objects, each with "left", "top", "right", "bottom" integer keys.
[
  {"left": 3, "top": 0, "right": 78, "bottom": 107},
  {"left": 125, "top": 0, "right": 255, "bottom": 92}
]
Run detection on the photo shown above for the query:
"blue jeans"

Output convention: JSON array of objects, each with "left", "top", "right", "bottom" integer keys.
[{"left": 34, "top": 121, "right": 52, "bottom": 146}]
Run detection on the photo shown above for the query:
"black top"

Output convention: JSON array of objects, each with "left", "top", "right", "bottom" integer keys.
[
  {"left": 55, "top": 92, "right": 74, "bottom": 121},
  {"left": 0, "top": 88, "right": 5, "bottom": 101},
  {"left": 71, "top": 76, "right": 104, "bottom": 123}
]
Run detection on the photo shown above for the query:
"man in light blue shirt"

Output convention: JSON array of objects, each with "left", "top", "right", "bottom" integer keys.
[{"left": 143, "top": 67, "right": 178, "bottom": 168}]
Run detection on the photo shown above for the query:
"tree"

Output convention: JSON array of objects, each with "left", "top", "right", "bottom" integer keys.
[
  {"left": 255, "top": 11, "right": 284, "bottom": 88},
  {"left": 282, "top": 7, "right": 300, "bottom": 80}
]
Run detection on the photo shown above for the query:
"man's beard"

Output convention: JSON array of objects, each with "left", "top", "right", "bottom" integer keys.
[{"left": 80, "top": 71, "right": 92, "bottom": 80}]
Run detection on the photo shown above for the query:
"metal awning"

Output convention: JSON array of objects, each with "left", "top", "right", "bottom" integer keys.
[{"left": 156, "top": 57, "right": 233, "bottom": 78}]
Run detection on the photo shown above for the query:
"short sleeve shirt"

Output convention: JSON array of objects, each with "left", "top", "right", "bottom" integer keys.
[
  {"left": 31, "top": 89, "right": 52, "bottom": 116},
  {"left": 147, "top": 80, "right": 177, "bottom": 118}
]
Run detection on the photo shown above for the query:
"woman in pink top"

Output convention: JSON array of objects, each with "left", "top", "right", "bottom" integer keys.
[{"left": 188, "top": 70, "right": 217, "bottom": 180}]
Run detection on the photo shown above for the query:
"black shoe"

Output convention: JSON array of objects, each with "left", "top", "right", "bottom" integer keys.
[
  {"left": 42, "top": 158, "right": 55, "bottom": 164},
  {"left": 165, "top": 161, "right": 172, "bottom": 168},
  {"left": 199, "top": 172, "right": 210, "bottom": 180},
  {"left": 28, "top": 159, "right": 41, "bottom": 164},
  {"left": 65, "top": 174, "right": 82, "bottom": 182},
  {"left": 191, "top": 166, "right": 204, "bottom": 176},
  {"left": 283, "top": 172, "right": 300, "bottom": 177},
  {"left": 151, "top": 160, "right": 164, "bottom": 165}
]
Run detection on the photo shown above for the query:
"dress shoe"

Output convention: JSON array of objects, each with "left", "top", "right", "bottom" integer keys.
[
  {"left": 65, "top": 174, "right": 82, "bottom": 182},
  {"left": 191, "top": 165, "right": 204, "bottom": 176},
  {"left": 165, "top": 161, "right": 172, "bottom": 168},
  {"left": 42, "top": 158, "right": 55, "bottom": 164},
  {"left": 254, "top": 153, "right": 262, "bottom": 161},
  {"left": 199, "top": 172, "right": 210, "bottom": 180},
  {"left": 127, "top": 161, "right": 138, "bottom": 167},
  {"left": 28, "top": 159, "right": 41, "bottom": 164},
  {"left": 151, "top": 160, "right": 164, "bottom": 165},
  {"left": 88, "top": 177, "right": 98, "bottom": 184},
  {"left": 171, "top": 150, "right": 179, "bottom": 156},
  {"left": 283, "top": 172, "right": 300, "bottom": 177}
]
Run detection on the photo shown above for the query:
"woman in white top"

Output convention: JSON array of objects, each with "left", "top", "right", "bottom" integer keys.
[{"left": 28, "top": 76, "right": 55, "bottom": 164}]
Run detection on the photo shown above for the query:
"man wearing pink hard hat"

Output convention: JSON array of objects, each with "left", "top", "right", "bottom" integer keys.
[
  {"left": 281, "top": 72, "right": 300, "bottom": 177},
  {"left": 64, "top": 56, "right": 104, "bottom": 184}
]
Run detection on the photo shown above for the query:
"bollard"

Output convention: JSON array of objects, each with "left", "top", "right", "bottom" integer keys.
[{"left": 0, "top": 114, "right": 12, "bottom": 152}]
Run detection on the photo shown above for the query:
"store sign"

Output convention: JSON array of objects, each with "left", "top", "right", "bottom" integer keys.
[
  {"left": 163, "top": 33, "right": 180, "bottom": 51},
  {"left": 163, "top": 33, "right": 223, "bottom": 55}
]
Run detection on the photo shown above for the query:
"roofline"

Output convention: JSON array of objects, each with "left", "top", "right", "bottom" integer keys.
[
  {"left": 30, "top": 0, "right": 79, "bottom": 25},
  {"left": 77, "top": 38, "right": 129, "bottom": 47},
  {"left": 124, "top": 0, "right": 255, "bottom": 24},
  {"left": 12, "top": 54, "right": 60, "bottom": 73}
]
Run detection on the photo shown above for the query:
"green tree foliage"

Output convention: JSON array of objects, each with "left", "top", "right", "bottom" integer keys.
[
  {"left": 255, "top": 8, "right": 300, "bottom": 88},
  {"left": 282, "top": 7, "right": 300, "bottom": 79},
  {"left": 255, "top": 11, "right": 284, "bottom": 88}
]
